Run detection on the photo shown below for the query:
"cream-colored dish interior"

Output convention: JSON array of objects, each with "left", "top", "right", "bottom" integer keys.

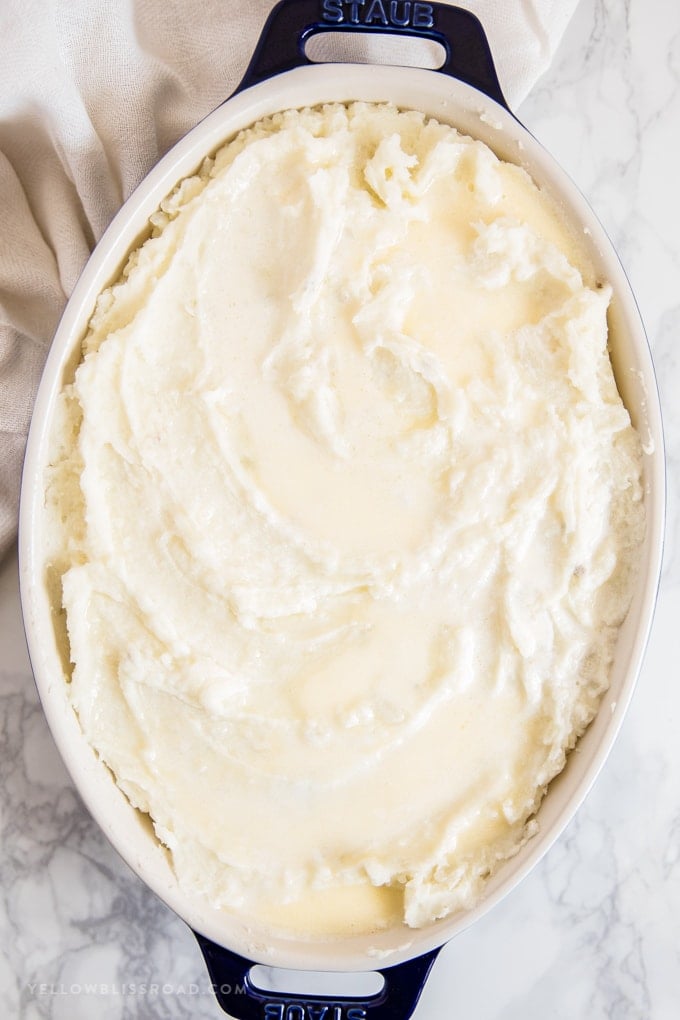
[{"left": 19, "top": 65, "right": 664, "bottom": 972}]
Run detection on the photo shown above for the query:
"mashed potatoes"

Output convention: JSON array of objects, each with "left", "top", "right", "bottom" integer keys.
[{"left": 45, "top": 102, "right": 644, "bottom": 935}]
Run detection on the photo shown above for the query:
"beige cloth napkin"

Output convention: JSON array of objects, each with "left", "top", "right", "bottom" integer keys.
[{"left": 0, "top": 0, "right": 579, "bottom": 560}]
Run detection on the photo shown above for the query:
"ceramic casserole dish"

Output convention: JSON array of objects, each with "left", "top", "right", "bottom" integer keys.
[{"left": 18, "top": 2, "right": 665, "bottom": 1017}]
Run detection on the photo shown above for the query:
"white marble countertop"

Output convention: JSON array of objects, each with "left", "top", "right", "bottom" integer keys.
[{"left": 2, "top": 0, "right": 679, "bottom": 1017}]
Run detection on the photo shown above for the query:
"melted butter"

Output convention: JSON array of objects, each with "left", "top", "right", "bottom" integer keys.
[
  {"left": 50, "top": 102, "right": 645, "bottom": 936},
  {"left": 256, "top": 883, "right": 405, "bottom": 940}
]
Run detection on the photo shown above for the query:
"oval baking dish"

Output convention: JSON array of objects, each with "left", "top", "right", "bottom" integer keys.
[{"left": 18, "top": 2, "right": 665, "bottom": 1017}]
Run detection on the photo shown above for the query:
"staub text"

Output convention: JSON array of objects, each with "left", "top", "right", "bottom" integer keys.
[
  {"left": 263, "top": 1002, "right": 368, "bottom": 1019},
  {"left": 321, "top": 0, "right": 436, "bottom": 30}
]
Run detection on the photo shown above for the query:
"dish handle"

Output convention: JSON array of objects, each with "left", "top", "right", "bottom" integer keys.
[
  {"left": 234, "top": 0, "right": 508, "bottom": 109},
  {"left": 194, "top": 931, "right": 440, "bottom": 1020}
]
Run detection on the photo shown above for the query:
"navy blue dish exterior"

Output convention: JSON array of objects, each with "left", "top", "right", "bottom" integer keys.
[
  {"left": 196, "top": 935, "right": 441, "bottom": 1020},
  {"left": 236, "top": 0, "right": 508, "bottom": 107},
  {"left": 191, "top": 1, "right": 508, "bottom": 1017}
]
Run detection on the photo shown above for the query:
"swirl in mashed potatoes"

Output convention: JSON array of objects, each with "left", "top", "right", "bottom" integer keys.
[{"left": 45, "top": 103, "right": 644, "bottom": 935}]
